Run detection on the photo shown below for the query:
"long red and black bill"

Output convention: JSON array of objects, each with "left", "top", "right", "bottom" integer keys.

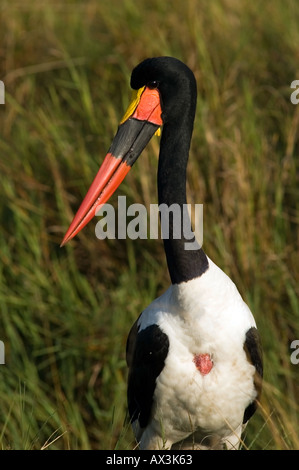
[{"left": 61, "top": 86, "right": 162, "bottom": 246}]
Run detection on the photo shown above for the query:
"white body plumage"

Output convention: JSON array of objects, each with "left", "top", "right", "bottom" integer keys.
[{"left": 132, "top": 258, "right": 258, "bottom": 450}]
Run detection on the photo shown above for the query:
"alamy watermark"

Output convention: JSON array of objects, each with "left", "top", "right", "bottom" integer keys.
[
  {"left": 0, "top": 341, "right": 5, "bottom": 364},
  {"left": 94, "top": 196, "right": 203, "bottom": 250},
  {"left": 290, "top": 80, "right": 299, "bottom": 105},
  {"left": 290, "top": 340, "right": 299, "bottom": 365},
  {"left": 0, "top": 80, "right": 4, "bottom": 104}
]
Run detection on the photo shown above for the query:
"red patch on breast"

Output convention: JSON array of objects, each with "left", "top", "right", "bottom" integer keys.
[{"left": 193, "top": 353, "right": 213, "bottom": 375}]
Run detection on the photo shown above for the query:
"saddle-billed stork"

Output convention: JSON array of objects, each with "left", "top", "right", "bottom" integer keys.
[{"left": 61, "top": 57, "right": 263, "bottom": 450}]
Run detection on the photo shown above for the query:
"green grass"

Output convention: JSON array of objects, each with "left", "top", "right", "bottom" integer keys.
[{"left": 0, "top": 0, "right": 299, "bottom": 450}]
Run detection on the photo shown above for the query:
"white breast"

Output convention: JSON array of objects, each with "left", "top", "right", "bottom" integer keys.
[{"left": 138, "top": 257, "right": 257, "bottom": 446}]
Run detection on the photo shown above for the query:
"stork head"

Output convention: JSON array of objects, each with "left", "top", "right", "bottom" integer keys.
[{"left": 61, "top": 57, "right": 196, "bottom": 246}]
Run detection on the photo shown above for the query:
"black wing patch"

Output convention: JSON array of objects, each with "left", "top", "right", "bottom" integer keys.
[
  {"left": 126, "top": 323, "right": 169, "bottom": 429},
  {"left": 243, "top": 326, "right": 263, "bottom": 424}
]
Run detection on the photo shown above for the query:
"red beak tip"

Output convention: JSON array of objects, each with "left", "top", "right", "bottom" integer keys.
[{"left": 60, "top": 234, "right": 71, "bottom": 247}]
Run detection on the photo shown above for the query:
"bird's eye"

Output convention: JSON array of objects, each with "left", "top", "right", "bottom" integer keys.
[{"left": 148, "top": 81, "right": 159, "bottom": 89}]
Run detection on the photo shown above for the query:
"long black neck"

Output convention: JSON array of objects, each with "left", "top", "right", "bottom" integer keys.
[{"left": 158, "top": 113, "right": 208, "bottom": 284}]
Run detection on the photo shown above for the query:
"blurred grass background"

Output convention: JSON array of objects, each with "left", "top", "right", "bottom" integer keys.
[{"left": 0, "top": 0, "right": 299, "bottom": 450}]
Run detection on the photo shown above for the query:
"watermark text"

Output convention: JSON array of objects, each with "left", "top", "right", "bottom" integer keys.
[
  {"left": 95, "top": 196, "right": 203, "bottom": 250},
  {"left": 290, "top": 80, "right": 299, "bottom": 105},
  {"left": 290, "top": 340, "right": 299, "bottom": 365},
  {"left": 0, "top": 80, "right": 4, "bottom": 104},
  {"left": 0, "top": 341, "right": 5, "bottom": 364}
]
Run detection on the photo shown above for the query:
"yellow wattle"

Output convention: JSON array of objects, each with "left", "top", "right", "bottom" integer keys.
[{"left": 120, "top": 86, "right": 145, "bottom": 124}]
